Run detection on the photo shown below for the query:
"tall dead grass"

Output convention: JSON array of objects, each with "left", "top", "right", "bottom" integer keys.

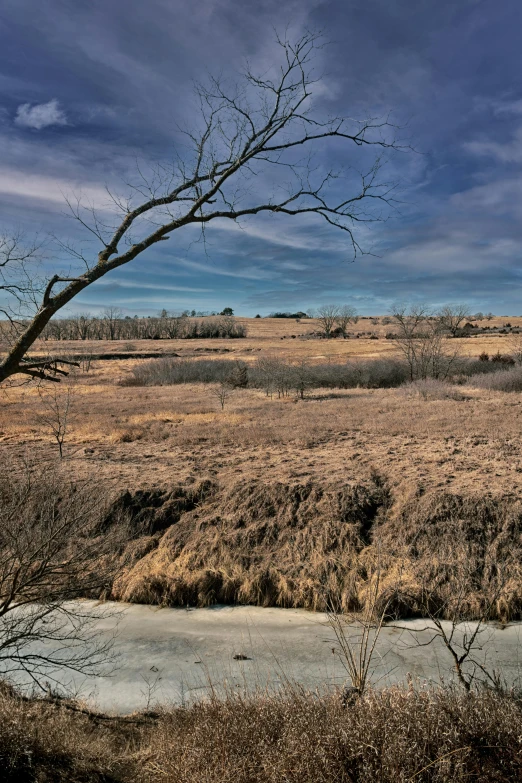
[
  {"left": 109, "top": 477, "right": 522, "bottom": 621},
  {"left": 468, "top": 364, "right": 522, "bottom": 392},
  {"left": 2, "top": 466, "right": 521, "bottom": 621},
  {"left": 1, "top": 682, "right": 521, "bottom": 782},
  {"left": 111, "top": 477, "right": 389, "bottom": 611}
]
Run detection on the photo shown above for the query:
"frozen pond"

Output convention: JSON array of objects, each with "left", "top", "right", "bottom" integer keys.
[{"left": 5, "top": 602, "right": 522, "bottom": 714}]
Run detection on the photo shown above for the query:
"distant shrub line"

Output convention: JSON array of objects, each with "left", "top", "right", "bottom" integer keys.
[
  {"left": 122, "top": 357, "right": 411, "bottom": 390},
  {"left": 121, "top": 354, "right": 522, "bottom": 392}
]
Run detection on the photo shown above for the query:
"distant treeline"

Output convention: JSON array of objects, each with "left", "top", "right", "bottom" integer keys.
[
  {"left": 34, "top": 312, "right": 246, "bottom": 341},
  {"left": 266, "top": 311, "right": 309, "bottom": 319}
]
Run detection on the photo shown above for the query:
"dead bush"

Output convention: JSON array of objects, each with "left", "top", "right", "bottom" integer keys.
[
  {"left": 403, "top": 378, "right": 467, "bottom": 401},
  {"left": 121, "top": 357, "right": 411, "bottom": 391},
  {"left": 467, "top": 365, "right": 522, "bottom": 392},
  {"left": 148, "top": 686, "right": 522, "bottom": 782},
  {"left": 114, "top": 426, "right": 146, "bottom": 443}
]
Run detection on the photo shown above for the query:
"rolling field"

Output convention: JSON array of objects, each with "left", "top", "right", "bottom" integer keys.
[{"left": 3, "top": 316, "right": 522, "bottom": 619}]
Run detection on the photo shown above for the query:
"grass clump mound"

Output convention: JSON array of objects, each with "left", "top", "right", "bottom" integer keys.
[
  {"left": 1, "top": 682, "right": 521, "bottom": 782},
  {"left": 4, "top": 468, "right": 522, "bottom": 622},
  {"left": 376, "top": 489, "right": 522, "bottom": 622},
  {"left": 108, "top": 477, "right": 522, "bottom": 621},
  {"left": 112, "top": 476, "right": 390, "bottom": 611}
]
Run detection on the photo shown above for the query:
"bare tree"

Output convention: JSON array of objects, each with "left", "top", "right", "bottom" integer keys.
[
  {"left": 506, "top": 331, "right": 522, "bottom": 364},
  {"left": 316, "top": 304, "right": 340, "bottom": 339},
  {"left": 0, "top": 232, "right": 43, "bottom": 323},
  {"left": 437, "top": 304, "right": 471, "bottom": 337},
  {"left": 71, "top": 312, "right": 92, "bottom": 341},
  {"left": 211, "top": 380, "right": 234, "bottom": 410},
  {"left": 256, "top": 356, "right": 294, "bottom": 398},
  {"left": 0, "top": 31, "right": 405, "bottom": 384},
  {"left": 391, "top": 304, "right": 460, "bottom": 381},
  {"left": 36, "top": 381, "right": 75, "bottom": 459},
  {"left": 101, "top": 307, "right": 124, "bottom": 341},
  {"left": 291, "top": 359, "right": 313, "bottom": 399},
  {"left": 0, "top": 466, "right": 117, "bottom": 691},
  {"left": 336, "top": 305, "right": 358, "bottom": 338}
]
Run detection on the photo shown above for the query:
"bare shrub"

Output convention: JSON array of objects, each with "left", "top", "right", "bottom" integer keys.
[
  {"left": 114, "top": 425, "right": 145, "bottom": 443},
  {"left": 327, "top": 556, "right": 391, "bottom": 698},
  {"left": 123, "top": 356, "right": 411, "bottom": 391},
  {"left": 403, "top": 378, "right": 467, "bottom": 401},
  {"left": 457, "top": 357, "right": 507, "bottom": 377},
  {"left": 507, "top": 331, "right": 522, "bottom": 364},
  {"left": 35, "top": 381, "right": 75, "bottom": 458},
  {"left": 122, "top": 358, "right": 235, "bottom": 386},
  {"left": 0, "top": 466, "right": 117, "bottom": 690},
  {"left": 391, "top": 304, "right": 461, "bottom": 381},
  {"left": 467, "top": 365, "right": 522, "bottom": 392},
  {"left": 290, "top": 360, "right": 313, "bottom": 399},
  {"left": 211, "top": 381, "right": 234, "bottom": 410}
]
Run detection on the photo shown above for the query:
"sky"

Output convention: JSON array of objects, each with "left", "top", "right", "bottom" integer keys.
[{"left": 2, "top": 0, "right": 522, "bottom": 316}]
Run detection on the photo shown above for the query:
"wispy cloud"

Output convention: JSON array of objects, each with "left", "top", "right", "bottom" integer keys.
[
  {"left": 14, "top": 99, "right": 68, "bottom": 130},
  {"left": 94, "top": 279, "right": 213, "bottom": 293},
  {"left": 0, "top": 167, "right": 109, "bottom": 207},
  {"left": 463, "top": 126, "right": 522, "bottom": 164},
  {"left": 174, "top": 257, "right": 275, "bottom": 281}
]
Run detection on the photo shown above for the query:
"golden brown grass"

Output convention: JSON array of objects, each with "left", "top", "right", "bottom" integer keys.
[
  {"left": 107, "top": 473, "right": 522, "bottom": 621},
  {"left": 20, "top": 313, "right": 522, "bottom": 364},
  {"left": 3, "top": 318, "right": 522, "bottom": 620},
  {"left": 2, "top": 681, "right": 522, "bottom": 782},
  {"left": 4, "top": 460, "right": 519, "bottom": 622},
  {"left": 3, "top": 376, "right": 522, "bottom": 499}
]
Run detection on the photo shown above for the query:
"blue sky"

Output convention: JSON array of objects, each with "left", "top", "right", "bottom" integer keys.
[{"left": 2, "top": 0, "right": 522, "bottom": 316}]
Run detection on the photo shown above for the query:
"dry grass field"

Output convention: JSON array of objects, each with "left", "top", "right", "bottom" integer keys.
[
  {"left": 22, "top": 313, "right": 522, "bottom": 362},
  {"left": 3, "top": 317, "right": 522, "bottom": 620},
  {"left": 4, "top": 316, "right": 522, "bottom": 494},
  {"left": 3, "top": 317, "right": 522, "bottom": 780}
]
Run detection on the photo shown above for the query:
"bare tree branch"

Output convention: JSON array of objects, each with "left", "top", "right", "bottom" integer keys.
[{"left": 0, "top": 31, "right": 409, "bottom": 384}]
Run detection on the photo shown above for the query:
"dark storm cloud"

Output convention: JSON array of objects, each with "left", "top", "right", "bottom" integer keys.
[{"left": 1, "top": 0, "right": 522, "bottom": 314}]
